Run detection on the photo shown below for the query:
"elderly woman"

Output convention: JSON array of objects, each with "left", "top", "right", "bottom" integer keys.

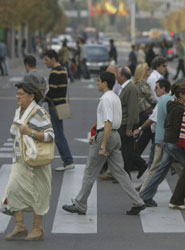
[
  {"left": 2, "top": 82, "right": 54, "bottom": 241},
  {"left": 134, "top": 63, "right": 156, "bottom": 124}
]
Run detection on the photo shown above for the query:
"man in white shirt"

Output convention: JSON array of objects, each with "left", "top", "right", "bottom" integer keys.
[
  {"left": 63, "top": 71, "right": 146, "bottom": 215},
  {"left": 147, "top": 56, "right": 167, "bottom": 101}
]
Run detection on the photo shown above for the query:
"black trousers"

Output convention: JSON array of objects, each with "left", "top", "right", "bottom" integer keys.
[
  {"left": 118, "top": 125, "right": 136, "bottom": 174},
  {"left": 136, "top": 127, "right": 154, "bottom": 155},
  {"left": 174, "top": 59, "right": 185, "bottom": 79},
  {"left": 170, "top": 167, "right": 185, "bottom": 205}
]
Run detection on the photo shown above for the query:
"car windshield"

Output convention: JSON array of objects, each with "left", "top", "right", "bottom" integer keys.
[{"left": 87, "top": 47, "right": 109, "bottom": 61}]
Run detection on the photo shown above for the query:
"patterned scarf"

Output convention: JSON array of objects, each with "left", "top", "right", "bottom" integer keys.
[{"left": 178, "top": 109, "right": 185, "bottom": 148}]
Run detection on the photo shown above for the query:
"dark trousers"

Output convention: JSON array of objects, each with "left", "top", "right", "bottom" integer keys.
[
  {"left": 174, "top": 59, "right": 185, "bottom": 79},
  {"left": 0, "top": 60, "right": 4, "bottom": 75},
  {"left": 136, "top": 127, "right": 154, "bottom": 155},
  {"left": 118, "top": 125, "right": 136, "bottom": 174},
  {"left": 170, "top": 167, "right": 185, "bottom": 205},
  {"left": 81, "top": 59, "right": 90, "bottom": 79}
]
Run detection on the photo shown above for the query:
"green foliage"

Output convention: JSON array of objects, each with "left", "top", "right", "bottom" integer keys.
[{"left": 0, "top": 0, "right": 67, "bottom": 33}]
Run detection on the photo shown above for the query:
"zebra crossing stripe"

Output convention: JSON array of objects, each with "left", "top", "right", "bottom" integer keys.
[
  {"left": 0, "top": 164, "right": 12, "bottom": 233},
  {"left": 140, "top": 179, "right": 185, "bottom": 233},
  {"left": 52, "top": 164, "right": 97, "bottom": 234},
  {"left": 0, "top": 148, "right": 13, "bottom": 152},
  {"left": 3, "top": 143, "right": 13, "bottom": 147}
]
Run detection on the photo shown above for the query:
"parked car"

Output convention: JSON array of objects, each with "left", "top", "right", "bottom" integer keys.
[
  {"left": 50, "top": 38, "right": 61, "bottom": 52},
  {"left": 86, "top": 44, "right": 110, "bottom": 74}
]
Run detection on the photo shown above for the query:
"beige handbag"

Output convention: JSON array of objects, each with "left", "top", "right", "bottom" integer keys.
[
  {"left": 21, "top": 107, "right": 55, "bottom": 167},
  {"left": 55, "top": 102, "right": 72, "bottom": 120},
  {"left": 55, "top": 89, "right": 72, "bottom": 120}
]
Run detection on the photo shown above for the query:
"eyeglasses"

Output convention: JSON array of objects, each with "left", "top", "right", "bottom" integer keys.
[{"left": 16, "top": 93, "right": 26, "bottom": 97}]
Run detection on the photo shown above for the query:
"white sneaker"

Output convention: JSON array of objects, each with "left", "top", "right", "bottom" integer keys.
[{"left": 55, "top": 163, "right": 75, "bottom": 171}]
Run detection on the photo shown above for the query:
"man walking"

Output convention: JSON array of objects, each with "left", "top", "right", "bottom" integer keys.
[
  {"left": 116, "top": 67, "right": 139, "bottom": 175},
  {"left": 44, "top": 49, "right": 74, "bottom": 171},
  {"left": 109, "top": 39, "right": 117, "bottom": 64},
  {"left": 173, "top": 38, "right": 185, "bottom": 80},
  {"left": 0, "top": 40, "right": 8, "bottom": 76},
  {"left": 24, "top": 55, "right": 47, "bottom": 96},
  {"left": 63, "top": 71, "right": 145, "bottom": 215}
]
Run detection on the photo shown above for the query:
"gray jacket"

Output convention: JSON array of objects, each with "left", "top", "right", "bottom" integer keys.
[{"left": 119, "top": 81, "right": 139, "bottom": 130}]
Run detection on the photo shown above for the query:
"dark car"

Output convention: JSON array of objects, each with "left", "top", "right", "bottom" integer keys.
[{"left": 86, "top": 44, "right": 110, "bottom": 74}]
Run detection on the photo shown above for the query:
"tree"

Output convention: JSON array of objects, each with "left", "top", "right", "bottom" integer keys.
[{"left": 0, "top": 0, "right": 67, "bottom": 34}]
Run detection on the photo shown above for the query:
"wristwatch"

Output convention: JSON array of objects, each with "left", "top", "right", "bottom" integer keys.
[
  {"left": 138, "top": 127, "right": 142, "bottom": 131},
  {"left": 31, "top": 130, "right": 35, "bottom": 138},
  {"left": 100, "top": 145, "right": 105, "bottom": 150}
]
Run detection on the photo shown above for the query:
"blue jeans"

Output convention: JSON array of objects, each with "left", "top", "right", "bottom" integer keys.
[
  {"left": 49, "top": 106, "right": 73, "bottom": 166},
  {"left": 140, "top": 142, "right": 185, "bottom": 202}
]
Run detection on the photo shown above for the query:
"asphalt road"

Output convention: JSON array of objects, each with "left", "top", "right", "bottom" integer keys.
[{"left": 0, "top": 50, "right": 184, "bottom": 250}]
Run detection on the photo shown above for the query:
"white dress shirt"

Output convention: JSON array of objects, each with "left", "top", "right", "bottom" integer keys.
[
  {"left": 147, "top": 70, "right": 162, "bottom": 102},
  {"left": 118, "top": 79, "right": 130, "bottom": 96},
  {"left": 97, "top": 90, "right": 122, "bottom": 130},
  {"left": 112, "top": 79, "right": 122, "bottom": 96}
]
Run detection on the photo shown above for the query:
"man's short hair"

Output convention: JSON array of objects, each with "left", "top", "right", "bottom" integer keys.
[
  {"left": 44, "top": 49, "right": 58, "bottom": 62},
  {"left": 151, "top": 56, "right": 167, "bottom": 70},
  {"left": 120, "top": 67, "right": 131, "bottom": 80},
  {"left": 156, "top": 79, "right": 171, "bottom": 93},
  {"left": 99, "top": 71, "right": 115, "bottom": 90},
  {"left": 24, "top": 55, "right": 36, "bottom": 67}
]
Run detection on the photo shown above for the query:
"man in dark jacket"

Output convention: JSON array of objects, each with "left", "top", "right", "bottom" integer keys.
[
  {"left": 44, "top": 49, "right": 74, "bottom": 171},
  {"left": 109, "top": 39, "right": 117, "bottom": 63}
]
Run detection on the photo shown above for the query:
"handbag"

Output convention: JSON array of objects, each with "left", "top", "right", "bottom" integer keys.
[
  {"left": 21, "top": 106, "right": 55, "bottom": 167},
  {"left": 55, "top": 102, "right": 72, "bottom": 120},
  {"left": 54, "top": 88, "right": 72, "bottom": 120}
]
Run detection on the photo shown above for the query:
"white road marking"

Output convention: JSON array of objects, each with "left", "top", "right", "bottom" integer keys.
[
  {"left": 7, "top": 138, "right": 13, "bottom": 142},
  {"left": 74, "top": 132, "right": 91, "bottom": 143},
  {"left": 9, "top": 77, "right": 23, "bottom": 82},
  {"left": 84, "top": 84, "right": 96, "bottom": 89},
  {"left": 0, "top": 153, "right": 12, "bottom": 158},
  {"left": 0, "top": 148, "right": 13, "bottom": 152},
  {"left": 55, "top": 155, "right": 88, "bottom": 159},
  {"left": 3, "top": 143, "right": 13, "bottom": 147},
  {"left": 52, "top": 164, "right": 97, "bottom": 234},
  {"left": 140, "top": 180, "right": 185, "bottom": 233},
  {"left": 0, "top": 164, "right": 12, "bottom": 233},
  {"left": 0, "top": 154, "right": 88, "bottom": 159}
]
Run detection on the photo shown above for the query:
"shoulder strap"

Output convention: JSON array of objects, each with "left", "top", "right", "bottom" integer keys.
[{"left": 24, "top": 105, "right": 40, "bottom": 125}]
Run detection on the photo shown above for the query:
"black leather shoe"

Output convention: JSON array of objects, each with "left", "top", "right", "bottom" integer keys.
[
  {"left": 126, "top": 204, "right": 146, "bottom": 215},
  {"left": 62, "top": 204, "right": 86, "bottom": 215},
  {"left": 144, "top": 199, "right": 158, "bottom": 207}
]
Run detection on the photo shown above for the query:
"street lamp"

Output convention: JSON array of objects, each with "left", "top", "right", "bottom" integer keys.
[{"left": 131, "top": 0, "right": 136, "bottom": 44}]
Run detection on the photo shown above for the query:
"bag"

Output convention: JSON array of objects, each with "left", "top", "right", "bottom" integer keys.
[
  {"left": 55, "top": 103, "right": 72, "bottom": 120},
  {"left": 21, "top": 106, "right": 55, "bottom": 167},
  {"left": 22, "top": 137, "right": 55, "bottom": 167}
]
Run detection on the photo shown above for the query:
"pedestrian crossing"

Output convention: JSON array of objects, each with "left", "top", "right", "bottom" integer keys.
[{"left": 0, "top": 138, "right": 185, "bottom": 234}]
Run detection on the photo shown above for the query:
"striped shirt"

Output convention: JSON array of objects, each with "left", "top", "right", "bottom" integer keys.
[{"left": 46, "top": 65, "right": 68, "bottom": 106}]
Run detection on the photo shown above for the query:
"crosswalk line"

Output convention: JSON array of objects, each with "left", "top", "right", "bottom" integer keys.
[
  {"left": 52, "top": 164, "right": 97, "bottom": 234},
  {"left": 0, "top": 164, "right": 12, "bottom": 233},
  {"left": 0, "top": 153, "right": 12, "bottom": 158},
  {"left": 140, "top": 180, "right": 185, "bottom": 233},
  {"left": 3, "top": 143, "right": 13, "bottom": 147},
  {"left": 0, "top": 148, "right": 13, "bottom": 152}
]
